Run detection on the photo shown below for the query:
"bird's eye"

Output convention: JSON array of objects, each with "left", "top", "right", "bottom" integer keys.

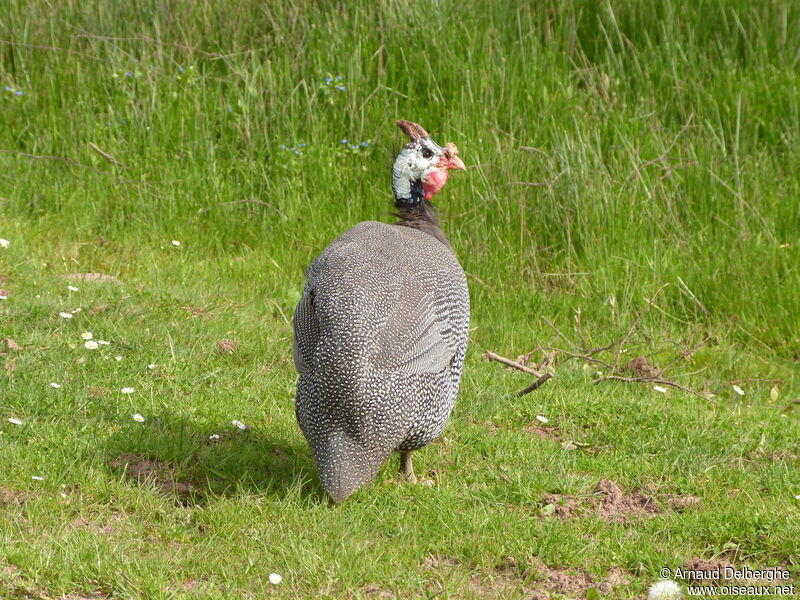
[{"left": 421, "top": 147, "right": 434, "bottom": 159}]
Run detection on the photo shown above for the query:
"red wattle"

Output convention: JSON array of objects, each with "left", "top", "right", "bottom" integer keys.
[{"left": 422, "top": 169, "right": 449, "bottom": 200}]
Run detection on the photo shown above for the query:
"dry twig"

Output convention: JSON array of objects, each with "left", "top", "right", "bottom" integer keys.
[
  {"left": 483, "top": 350, "right": 545, "bottom": 378},
  {"left": 515, "top": 373, "right": 554, "bottom": 397},
  {"left": 593, "top": 374, "right": 703, "bottom": 397},
  {"left": 483, "top": 350, "right": 555, "bottom": 397},
  {"left": 88, "top": 142, "right": 125, "bottom": 167}
]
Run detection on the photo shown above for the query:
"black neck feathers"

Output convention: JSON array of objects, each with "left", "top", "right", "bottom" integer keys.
[{"left": 392, "top": 198, "right": 452, "bottom": 250}]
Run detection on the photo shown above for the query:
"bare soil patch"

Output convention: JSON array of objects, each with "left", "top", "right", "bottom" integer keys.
[
  {"left": 0, "top": 487, "right": 32, "bottom": 505},
  {"left": 541, "top": 479, "right": 696, "bottom": 522},
  {"left": 524, "top": 424, "right": 562, "bottom": 441},
  {"left": 362, "top": 585, "right": 397, "bottom": 599},
  {"left": 109, "top": 453, "right": 197, "bottom": 498},
  {"left": 70, "top": 513, "right": 125, "bottom": 537},
  {"left": 422, "top": 554, "right": 631, "bottom": 599}
]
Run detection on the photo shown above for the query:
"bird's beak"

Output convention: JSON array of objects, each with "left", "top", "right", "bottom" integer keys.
[
  {"left": 447, "top": 155, "right": 466, "bottom": 171},
  {"left": 444, "top": 142, "right": 466, "bottom": 171}
]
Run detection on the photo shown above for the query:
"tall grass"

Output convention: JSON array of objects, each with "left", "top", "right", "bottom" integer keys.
[{"left": 2, "top": 0, "right": 798, "bottom": 359}]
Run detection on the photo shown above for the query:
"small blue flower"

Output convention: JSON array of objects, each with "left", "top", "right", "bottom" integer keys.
[
  {"left": 293, "top": 149, "right": 300, "bottom": 155},
  {"left": 14, "top": 90, "right": 22, "bottom": 96},
  {"left": 179, "top": 66, "right": 185, "bottom": 72},
  {"left": 351, "top": 145, "right": 358, "bottom": 150},
  {"left": 227, "top": 107, "right": 233, "bottom": 112},
  {"left": 341, "top": 139, "right": 348, "bottom": 144},
  {"left": 336, "top": 85, "right": 346, "bottom": 91},
  {"left": 298, "top": 143, "right": 307, "bottom": 148},
  {"left": 125, "top": 71, "right": 133, "bottom": 77},
  {"left": 336, "top": 76, "right": 343, "bottom": 81},
  {"left": 324, "top": 77, "right": 332, "bottom": 85},
  {"left": 120, "top": 119, "right": 126, "bottom": 124},
  {"left": 361, "top": 141, "right": 369, "bottom": 147},
  {"left": 3, "top": 86, "right": 10, "bottom": 92},
  {"left": 279, "top": 144, "right": 287, "bottom": 149},
  {"left": 106, "top": 121, "right": 112, "bottom": 126}
]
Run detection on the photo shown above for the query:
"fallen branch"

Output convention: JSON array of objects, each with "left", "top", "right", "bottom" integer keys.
[
  {"left": 522, "top": 346, "right": 613, "bottom": 370},
  {"left": 483, "top": 350, "right": 545, "bottom": 378},
  {"left": 515, "top": 373, "right": 554, "bottom": 397}
]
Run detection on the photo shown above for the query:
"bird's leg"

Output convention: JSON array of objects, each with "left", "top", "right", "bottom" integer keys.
[{"left": 398, "top": 450, "right": 417, "bottom": 484}]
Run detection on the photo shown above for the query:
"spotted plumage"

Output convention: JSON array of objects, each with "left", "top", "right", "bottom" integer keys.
[{"left": 293, "top": 121, "right": 468, "bottom": 502}]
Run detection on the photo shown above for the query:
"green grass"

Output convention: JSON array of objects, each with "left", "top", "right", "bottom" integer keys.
[{"left": 1, "top": 0, "right": 799, "bottom": 597}]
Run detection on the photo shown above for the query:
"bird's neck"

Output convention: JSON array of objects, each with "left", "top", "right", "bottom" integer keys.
[{"left": 392, "top": 197, "right": 452, "bottom": 250}]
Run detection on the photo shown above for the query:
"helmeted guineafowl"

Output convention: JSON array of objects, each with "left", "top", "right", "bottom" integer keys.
[{"left": 293, "top": 120, "right": 468, "bottom": 503}]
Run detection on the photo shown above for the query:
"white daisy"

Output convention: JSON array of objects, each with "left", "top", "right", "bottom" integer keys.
[
  {"left": 8, "top": 417, "right": 23, "bottom": 425},
  {"left": 147, "top": 363, "right": 157, "bottom": 369},
  {"left": 653, "top": 385, "right": 668, "bottom": 393},
  {"left": 121, "top": 387, "right": 135, "bottom": 394},
  {"left": 50, "top": 382, "right": 62, "bottom": 389},
  {"left": 58, "top": 312, "right": 73, "bottom": 319},
  {"left": 31, "top": 475, "right": 45, "bottom": 481},
  {"left": 209, "top": 433, "right": 221, "bottom": 441},
  {"left": 269, "top": 573, "right": 282, "bottom": 585},
  {"left": 132, "top": 413, "right": 145, "bottom": 422},
  {"left": 84, "top": 340, "right": 98, "bottom": 350},
  {"left": 648, "top": 579, "right": 682, "bottom": 599},
  {"left": 98, "top": 340, "right": 111, "bottom": 345},
  {"left": 171, "top": 240, "right": 181, "bottom": 246},
  {"left": 81, "top": 332, "right": 93, "bottom": 340},
  {"left": 70, "top": 307, "right": 81, "bottom": 313},
  {"left": 115, "top": 356, "right": 123, "bottom": 361},
  {"left": 0, "top": 238, "right": 10, "bottom": 248},
  {"left": 67, "top": 285, "right": 79, "bottom": 292},
  {"left": 231, "top": 419, "right": 247, "bottom": 430},
  {"left": 732, "top": 385, "right": 745, "bottom": 396},
  {"left": 535, "top": 415, "right": 549, "bottom": 424},
  {"left": 0, "top": 295, "right": 7, "bottom": 301}
]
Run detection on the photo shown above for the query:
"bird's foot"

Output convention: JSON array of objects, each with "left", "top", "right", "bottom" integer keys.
[{"left": 398, "top": 451, "right": 417, "bottom": 484}]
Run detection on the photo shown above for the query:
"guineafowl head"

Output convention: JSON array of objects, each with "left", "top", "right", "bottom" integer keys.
[{"left": 392, "top": 120, "right": 465, "bottom": 205}]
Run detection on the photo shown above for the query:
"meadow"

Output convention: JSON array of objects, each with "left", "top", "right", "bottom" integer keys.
[{"left": 1, "top": 0, "right": 799, "bottom": 597}]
